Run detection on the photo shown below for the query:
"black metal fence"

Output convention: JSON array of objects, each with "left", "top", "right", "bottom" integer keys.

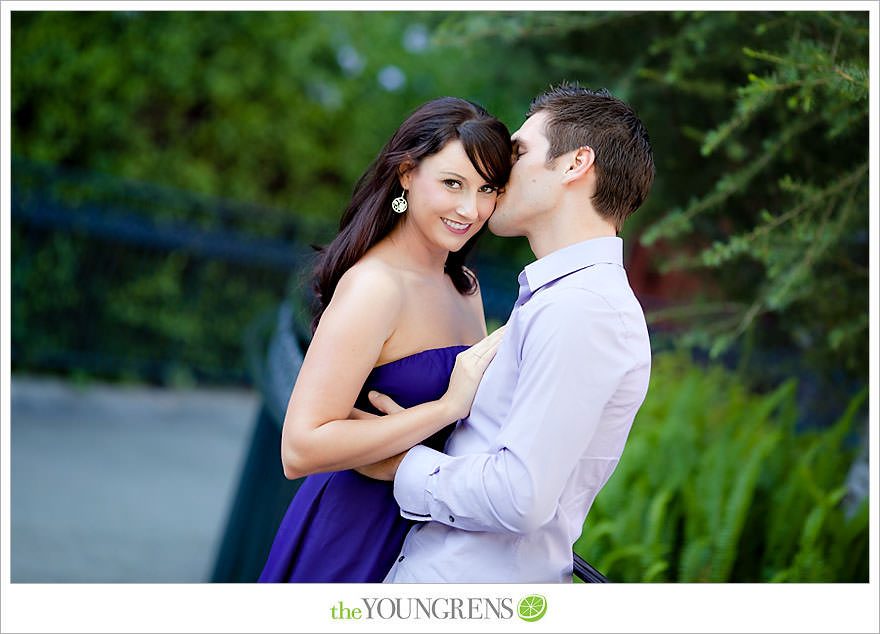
[{"left": 11, "top": 157, "right": 318, "bottom": 384}]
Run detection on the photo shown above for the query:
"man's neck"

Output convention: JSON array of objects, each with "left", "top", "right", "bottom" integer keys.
[{"left": 525, "top": 211, "right": 617, "bottom": 260}]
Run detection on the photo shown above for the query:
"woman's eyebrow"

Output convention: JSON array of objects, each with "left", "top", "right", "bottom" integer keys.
[
  {"left": 440, "top": 170, "right": 493, "bottom": 188},
  {"left": 440, "top": 170, "right": 468, "bottom": 180}
]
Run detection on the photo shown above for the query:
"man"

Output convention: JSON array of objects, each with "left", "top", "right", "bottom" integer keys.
[{"left": 371, "top": 83, "right": 654, "bottom": 582}]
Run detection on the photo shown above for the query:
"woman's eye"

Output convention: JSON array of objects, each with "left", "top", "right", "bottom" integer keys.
[
  {"left": 443, "top": 179, "right": 462, "bottom": 188},
  {"left": 479, "top": 185, "right": 498, "bottom": 194}
]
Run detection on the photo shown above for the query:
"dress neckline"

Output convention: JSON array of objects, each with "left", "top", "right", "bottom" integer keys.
[{"left": 372, "top": 344, "right": 469, "bottom": 371}]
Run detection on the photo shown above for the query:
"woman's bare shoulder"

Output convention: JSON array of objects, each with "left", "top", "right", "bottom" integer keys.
[
  {"left": 308, "top": 257, "right": 406, "bottom": 369},
  {"left": 321, "top": 256, "right": 405, "bottom": 336},
  {"left": 335, "top": 256, "right": 405, "bottom": 302}
]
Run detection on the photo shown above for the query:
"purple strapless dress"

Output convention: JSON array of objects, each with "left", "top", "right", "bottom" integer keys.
[{"left": 258, "top": 345, "right": 467, "bottom": 583}]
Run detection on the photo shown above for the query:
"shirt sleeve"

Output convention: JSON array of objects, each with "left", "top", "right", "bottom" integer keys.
[{"left": 392, "top": 287, "right": 635, "bottom": 534}]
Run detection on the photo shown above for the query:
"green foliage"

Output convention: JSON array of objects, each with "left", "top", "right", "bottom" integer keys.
[
  {"left": 11, "top": 219, "right": 286, "bottom": 384},
  {"left": 574, "top": 352, "right": 868, "bottom": 582},
  {"left": 644, "top": 11, "right": 869, "bottom": 372}
]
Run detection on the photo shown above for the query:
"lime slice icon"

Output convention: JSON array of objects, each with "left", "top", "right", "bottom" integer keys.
[{"left": 517, "top": 594, "right": 547, "bottom": 622}]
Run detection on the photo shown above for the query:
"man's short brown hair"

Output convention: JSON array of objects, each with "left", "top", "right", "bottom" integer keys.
[{"left": 529, "top": 83, "right": 655, "bottom": 232}]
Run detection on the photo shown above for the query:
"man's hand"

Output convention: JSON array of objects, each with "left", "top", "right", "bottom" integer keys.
[
  {"left": 353, "top": 390, "right": 406, "bottom": 480},
  {"left": 355, "top": 450, "right": 408, "bottom": 481},
  {"left": 349, "top": 407, "right": 377, "bottom": 420},
  {"left": 365, "top": 389, "right": 404, "bottom": 415}
]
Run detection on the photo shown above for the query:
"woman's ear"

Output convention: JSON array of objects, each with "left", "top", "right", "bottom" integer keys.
[
  {"left": 561, "top": 146, "right": 596, "bottom": 184},
  {"left": 397, "top": 159, "right": 416, "bottom": 190}
]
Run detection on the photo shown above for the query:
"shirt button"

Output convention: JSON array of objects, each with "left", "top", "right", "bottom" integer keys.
[
  {"left": 449, "top": 515, "right": 455, "bottom": 523},
  {"left": 398, "top": 556, "right": 405, "bottom": 562}
]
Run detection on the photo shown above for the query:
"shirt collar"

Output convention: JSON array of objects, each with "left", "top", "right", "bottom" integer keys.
[{"left": 518, "top": 236, "right": 623, "bottom": 296}]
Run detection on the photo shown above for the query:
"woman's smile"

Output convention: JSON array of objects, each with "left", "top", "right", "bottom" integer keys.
[{"left": 441, "top": 217, "right": 473, "bottom": 234}]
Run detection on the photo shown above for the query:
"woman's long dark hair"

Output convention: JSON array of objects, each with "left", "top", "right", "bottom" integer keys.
[{"left": 310, "top": 97, "right": 512, "bottom": 333}]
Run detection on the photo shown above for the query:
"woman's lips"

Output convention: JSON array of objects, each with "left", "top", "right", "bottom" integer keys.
[{"left": 442, "top": 217, "right": 472, "bottom": 234}]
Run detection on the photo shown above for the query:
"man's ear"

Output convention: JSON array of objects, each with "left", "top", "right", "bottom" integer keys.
[
  {"left": 397, "top": 159, "right": 416, "bottom": 190},
  {"left": 561, "top": 146, "right": 596, "bottom": 184}
]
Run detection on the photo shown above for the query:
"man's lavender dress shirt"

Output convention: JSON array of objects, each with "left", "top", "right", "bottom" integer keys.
[{"left": 383, "top": 237, "right": 652, "bottom": 583}]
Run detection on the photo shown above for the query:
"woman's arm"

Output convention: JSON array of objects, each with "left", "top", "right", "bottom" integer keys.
[{"left": 280, "top": 263, "right": 502, "bottom": 479}]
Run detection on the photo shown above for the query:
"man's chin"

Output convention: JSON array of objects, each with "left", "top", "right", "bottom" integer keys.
[
  {"left": 487, "top": 217, "right": 507, "bottom": 237},
  {"left": 488, "top": 210, "right": 515, "bottom": 237}
]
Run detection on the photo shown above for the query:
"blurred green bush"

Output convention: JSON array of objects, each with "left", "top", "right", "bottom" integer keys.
[
  {"left": 11, "top": 221, "right": 292, "bottom": 385},
  {"left": 575, "top": 351, "right": 868, "bottom": 582}
]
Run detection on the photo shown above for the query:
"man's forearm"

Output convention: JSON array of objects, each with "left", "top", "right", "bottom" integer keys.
[{"left": 393, "top": 444, "right": 555, "bottom": 534}]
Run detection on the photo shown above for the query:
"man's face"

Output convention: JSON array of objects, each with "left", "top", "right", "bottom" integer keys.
[{"left": 489, "top": 111, "right": 559, "bottom": 237}]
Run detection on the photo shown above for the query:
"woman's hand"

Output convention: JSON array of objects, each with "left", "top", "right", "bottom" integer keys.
[
  {"left": 440, "top": 325, "right": 506, "bottom": 421},
  {"left": 365, "top": 326, "right": 506, "bottom": 423},
  {"left": 352, "top": 327, "right": 505, "bottom": 481}
]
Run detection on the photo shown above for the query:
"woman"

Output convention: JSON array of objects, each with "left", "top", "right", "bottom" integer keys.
[{"left": 258, "top": 97, "right": 513, "bottom": 582}]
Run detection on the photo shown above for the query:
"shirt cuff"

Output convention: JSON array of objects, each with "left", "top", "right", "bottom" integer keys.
[{"left": 393, "top": 444, "right": 447, "bottom": 521}]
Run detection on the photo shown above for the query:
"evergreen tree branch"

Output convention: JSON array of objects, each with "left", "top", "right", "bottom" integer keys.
[
  {"left": 643, "top": 112, "right": 824, "bottom": 245},
  {"left": 696, "top": 163, "right": 868, "bottom": 268}
]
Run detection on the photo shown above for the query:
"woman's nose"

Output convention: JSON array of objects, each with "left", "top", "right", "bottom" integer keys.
[{"left": 456, "top": 195, "right": 478, "bottom": 220}]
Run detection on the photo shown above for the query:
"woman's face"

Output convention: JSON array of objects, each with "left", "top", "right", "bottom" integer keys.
[{"left": 399, "top": 139, "right": 499, "bottom": 253}]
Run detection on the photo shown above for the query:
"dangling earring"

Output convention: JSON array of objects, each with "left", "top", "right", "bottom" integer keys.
[{"left": 391, "top": 189, "right": 408, "bottom": 214}]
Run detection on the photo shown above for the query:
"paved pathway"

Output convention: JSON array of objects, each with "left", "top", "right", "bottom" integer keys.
[{"left": 10, "top": 375, "right": 260, "bottom": 582}]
